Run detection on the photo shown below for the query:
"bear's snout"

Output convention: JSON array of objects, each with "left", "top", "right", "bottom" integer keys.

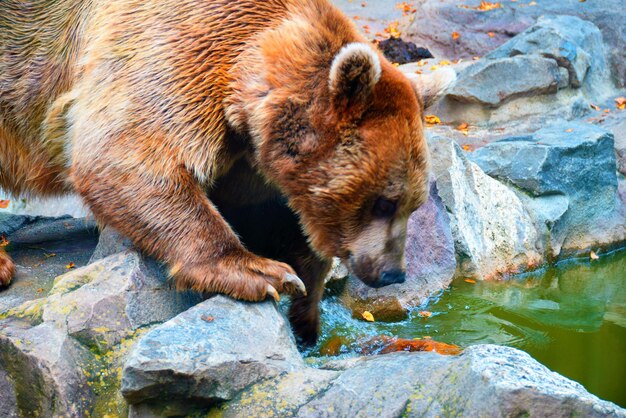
[
  {"left": 375, "top": 270, "right": 406, "bottom": 288},
  {"left": 348, "top": 255, "right": 406, "bottom": 289}
]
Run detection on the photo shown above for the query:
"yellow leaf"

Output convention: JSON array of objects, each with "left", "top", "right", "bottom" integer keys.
[
  {"left": 464, "top": 278, "right": 477, "bottom": 284},
  {"left": 616, "top": 97, "right": 626, "bottom": 110},
  {"left": 419, "top": 310, "right": 432, "bottom": 318},
  {"left": 0, "top": 200, "right": 9, "bottom": 209},
  {"left": 362, "top": 311, "right": 375, "bottom": 322},
  {"left": 439, "top": 60, "right": 451, "bottom": 66},
  {"left": 66, "top": 262, "right": 76, "bottom": 269},
  {"left": 590, "top": 251, "right": 599, "bottom": 260},
  {"left": 452, "top": 31, "right": 460, "bottom": 40},
  {"left": 430, "top": 65, "right": 440, "bottom": 71},
  {"left": 424, "top": 115, "right": 441, "bottom": 125},
  {"left": 477, "top": 1, "right": 502, "bottom": 11}
]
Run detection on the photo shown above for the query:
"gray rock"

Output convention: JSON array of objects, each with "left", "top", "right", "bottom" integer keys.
[
  {"left": 89, "top": 226, "right": 134, "bottom": 263},
  {"left": 42, "top": 251, "right": 201, "bottom": 352},
  {"left": 0, "top": 321, "right": 94, "bottom": 417},
  {"left": 448, "top": 55, "right": 564, "bottom": 106},
  {"left": 401, "top": 0, "right": 625, "bottom": 87},
  {"left": 428, "top": 135, "right": 541, "bottom": 279},
  {"left": 121, "top": 295, "right": 304, "bottom": 406},
  {"left": 218, "top": 345, "right": 625, "bottom": 417},
  {"left": 432, "top": 14, "right": 615, "bottom": 125},
  {"left": 471, "top": 122, "right": 624, "bottom": 255},
  {"left": 343, "top": 182, "right": 456, "bottom": 320}
]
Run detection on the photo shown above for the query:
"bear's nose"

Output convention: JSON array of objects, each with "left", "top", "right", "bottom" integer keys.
[{"left": 372, "top": 270, "right": 406, "bottom": 288}]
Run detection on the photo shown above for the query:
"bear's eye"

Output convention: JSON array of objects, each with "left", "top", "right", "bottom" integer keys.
[{"left": 372, "top": 197, "right": 397, "bottom": 218}]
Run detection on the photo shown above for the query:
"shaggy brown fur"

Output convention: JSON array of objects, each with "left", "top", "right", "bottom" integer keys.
[{"left": 0, "top": 0, "right": 451, "bottom": 343}]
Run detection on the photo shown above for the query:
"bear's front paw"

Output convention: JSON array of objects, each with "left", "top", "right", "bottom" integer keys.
[
  {"left": 0, "top": 252, "right": 15, "bottom": 288},
  {"left": 175, "top": 251, "right": 306, "bottom": 302}
]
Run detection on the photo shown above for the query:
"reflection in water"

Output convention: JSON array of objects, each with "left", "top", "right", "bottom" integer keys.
[{"left": 311, "top": 250, "right": 626, "bottom": 407}]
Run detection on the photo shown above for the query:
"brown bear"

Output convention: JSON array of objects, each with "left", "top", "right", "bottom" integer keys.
[{"left": 0, "top": 0, "right": 452, "bottom": 344}]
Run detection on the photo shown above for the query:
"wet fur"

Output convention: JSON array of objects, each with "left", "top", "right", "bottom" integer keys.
[{"left": 0, "top": 0, "right": 435, "bottom": 342}]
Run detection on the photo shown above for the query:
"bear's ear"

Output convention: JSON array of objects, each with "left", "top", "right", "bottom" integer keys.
[
  {"left": 404, "top": 67, "right": 456, "bottom": 109},
  {"left": 329, "top": 43, "right": 381, "bottom": 115}
]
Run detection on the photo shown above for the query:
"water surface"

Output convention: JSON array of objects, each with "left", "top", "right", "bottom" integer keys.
[{"left": 311, "top": 250, "right": 626, "bottom": 407}]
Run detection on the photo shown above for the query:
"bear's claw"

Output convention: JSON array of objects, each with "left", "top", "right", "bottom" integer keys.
[
  {"left": 284, "top": 272, "right": 307, "bottom": 297},
  {"left": 266, "top": 284, "right": 280, "bottom": 302}
]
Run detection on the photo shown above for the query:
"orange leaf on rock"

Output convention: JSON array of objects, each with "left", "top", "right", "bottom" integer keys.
[
  {"left": 477, "top": 1, "right": 502, "bottom": 11},
  {"left": 488, "top": 31, "right": 495, "bottom": 38},
  {"left": 590, "top": 251, "right": 599, "bottom": 260},
  {"left": 419, "top": 310, "right": 432, "bottom": 318},
  {"left": 0, "top": 200, "right": 10, "bottom": 209},
  {"left": 66, "top": 262, "right": 76, "bottom": 269},
  {"left": 452, "top": 31, "right": 460, "bottom": 40},
  {"left": 362, "top": 311, "right": 375, "bottom": 322},
  {"left": 590, "top": 104, "right": 601, "bottom": 111},
  {"left": 424, "top": 115, "right": 441, "bottom": 125},
  {"left": 616, "top": 97, "right": 626, "bottom": 110},
  {"left": 201, "top": 314, "right": 215, "bottom": 322},
  {"left": 464, "top": 278, "right": 477, "bottom": 284}
]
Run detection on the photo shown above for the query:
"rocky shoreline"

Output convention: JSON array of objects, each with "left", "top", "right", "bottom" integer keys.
[{"left": 1, "top": 0, "right": 626, "bottom": 416}]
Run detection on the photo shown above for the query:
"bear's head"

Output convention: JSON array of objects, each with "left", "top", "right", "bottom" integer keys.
[{"left": 229, "top": 40, "right": 454, "bottom": 288}]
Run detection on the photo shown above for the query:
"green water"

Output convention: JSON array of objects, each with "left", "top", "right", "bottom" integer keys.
[{"left": 311, "top": 250, "right": 626, "bottom": 407}]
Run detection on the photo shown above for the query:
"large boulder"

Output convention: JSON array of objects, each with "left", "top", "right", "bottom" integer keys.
[
  {"left": 0, "top": 248, "right": 201, "bottom": 417},
  {"left": 343, "top": 182, "right": 456, "bottom": 321},
  {"left": 428, "top": 135, "right": 541, "bottom": 279},
  {"left": 216, "top": 345, "right": 625, "bottom": 417},
  {"left": 122, "top": 296, "right": 304, "bottom": 410},
  {"left": 438, "top": 15, "right": 613, "bottom": 125},
  {"left": 400, "top": 0, "right": 625, "bottom": 88},
  {"left": 470, "top": 122, "right": 624, "bottom": 256}
]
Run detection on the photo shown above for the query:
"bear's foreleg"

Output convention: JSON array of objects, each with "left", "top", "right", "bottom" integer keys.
[{"left": 72, "top": 160, "right": 305, "bottom": 302}]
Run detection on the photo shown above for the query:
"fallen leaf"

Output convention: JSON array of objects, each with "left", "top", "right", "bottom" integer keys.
[
  {"left": 464, "top": 279, "right": 477, "bottom": 284},
  {"left": 430, "top": 65, "right": 440, "bottom": 71},
  {"left": 457, "top": 122, "right": 470, "bottom": 136},
  {"left": 452, "top": 31, "right": 460, "bottom": 40},
  {"left": 0, "top": 234, "right": 9, "bottom": 247},
  {"left": 616, "top": 97, "right": 626, "bottom": 110},
  {"left": 417, "top": 60, "right": 428, "bottom": 67},
  {"left": 392, "top": 62, "right": 400, "bottom": 67},
  {"left": 529, "top": 1, "right": 537, "bottom": 5},
  {"left": 424, "top": 115, "right": 441, "bottom": 125},
  {"left": 604, "top": 108, "right": 610, "bottom": 113},
  {"left": 477, "top": 1, "right": 502, "bottom": 11},
  {"left": 488, "top": 31, "right": 495, "bottom": 38},
  {"left": 66, "top": 262, "right": 76, "bottom": 269},
  {"left": 590, "top": 104, "right": 601, "bottom": 111},
  {"left": 439, "top": 60, "right": 451, "bottom": 66},
  {"left": 353, "top": 15, "right": 360, "bottom": 20},
  {"left": 201, "top": 314, "right": 215, "bottom": 322},
  {"left": 590, "top": 251, "right": 599, "bottom": 260},
  {"left": 362, "top": 311, "right": 375, "bottom": 322},
  {"left": 462, "top": 144, "right": 472, "bottom": 151},
  {"left": 473, "top": 56, "right": 481, "bottom": 60},
  {"left": 565, "top": 128, "right": 574, "bottom": 132},
  {"left": 37, "top": 288, "right": 44, "bottom": 293},
  {"left": 384, "top": 21, "right": 401, "bottom": 38},
  {"left": 0, "top": 200, "right": 10, "bottom": 209},
  {"left": 419, "top": 310, "right": 432, "bottom": 318}
]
